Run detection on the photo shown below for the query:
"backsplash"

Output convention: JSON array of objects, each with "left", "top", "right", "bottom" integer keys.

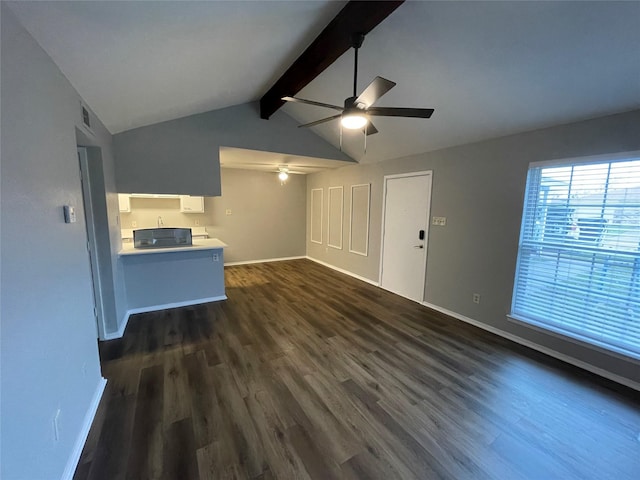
[{"left": 119, "top": 196, "right": 213, "bottom": 230}]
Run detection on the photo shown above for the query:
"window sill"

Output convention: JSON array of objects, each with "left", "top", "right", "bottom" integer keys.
[{"left": 507, "top": 313, "right": 640, "bottom": 364}]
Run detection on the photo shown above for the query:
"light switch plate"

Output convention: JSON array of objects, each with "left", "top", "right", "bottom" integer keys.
[{"left": 63, "top": 205, "right": 76, "bottom": 223}]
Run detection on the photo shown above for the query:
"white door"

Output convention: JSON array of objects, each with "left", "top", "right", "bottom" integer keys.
[{"left": 380, "top": 171, "right": 432, "bottom": 302}]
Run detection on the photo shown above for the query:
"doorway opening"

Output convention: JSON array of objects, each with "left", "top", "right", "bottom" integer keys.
[{"left": 78, "top": 146, "right": 116, "bottom": 339}]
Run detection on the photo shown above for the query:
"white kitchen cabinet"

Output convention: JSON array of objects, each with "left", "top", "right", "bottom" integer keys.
[
  {"left": 180, "top": 195, "right": 205, "bottom": 213},
  {"left": 118, "top": 194, "right": 131, "bottom": 213}
]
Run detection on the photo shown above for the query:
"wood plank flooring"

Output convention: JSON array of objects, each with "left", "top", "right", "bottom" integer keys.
[{"left": 74, "top": 259, "right": 640, "bottom": 480}]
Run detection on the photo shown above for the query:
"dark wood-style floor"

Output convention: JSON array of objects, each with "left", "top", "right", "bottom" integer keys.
[{"left": 74, "top": 259, "right": 640, "bottom": 480}]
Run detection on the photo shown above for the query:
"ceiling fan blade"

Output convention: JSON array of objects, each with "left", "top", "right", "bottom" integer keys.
[
  {"left": 365, "top": 122, "right": 378, "bottom": 136},
  {"left": 367, "top": 107, "right": 434, "bottom": 119},
  {"left": 282, "top": 96, "right": 343, "bottom": 111},
  {"left": 298, "top": 114, "right": 342, "bottom": 128},
  {"left": 355, "top": 76, "right": 396, "bottom": 107}
]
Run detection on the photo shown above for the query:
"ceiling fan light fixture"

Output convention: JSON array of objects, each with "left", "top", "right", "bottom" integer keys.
[{"left": 341, "top": 113, "right": 368, "bottom": 130}]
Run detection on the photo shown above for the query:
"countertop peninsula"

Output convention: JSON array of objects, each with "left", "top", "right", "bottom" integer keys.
[{"left": 119, "top": 238, "right": 227, "bottom": 256}]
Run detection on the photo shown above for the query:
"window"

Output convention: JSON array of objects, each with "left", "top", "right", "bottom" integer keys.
[{"left": 511, "top": 153, "right": 640, "bottom": 358}]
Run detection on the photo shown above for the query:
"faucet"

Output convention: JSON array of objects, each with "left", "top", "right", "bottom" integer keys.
[{"left": 157, "top": 216, "right": 164, "bottom": 227}]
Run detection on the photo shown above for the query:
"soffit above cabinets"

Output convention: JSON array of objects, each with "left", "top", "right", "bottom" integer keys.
[{"left": 219, "top": 147, "right": 355, "bottom": 175}]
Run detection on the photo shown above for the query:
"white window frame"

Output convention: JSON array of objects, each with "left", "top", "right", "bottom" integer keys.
[{"left": 509, "top": 151, "right": 640, "bottom": 361}]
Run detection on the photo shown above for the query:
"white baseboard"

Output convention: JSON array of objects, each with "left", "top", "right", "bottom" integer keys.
[
  {"left": 61, "top": 377, "right": 107, "bottom": 480},
  {"left": 104, "top": 296, "right": 227, "bottom": 341},
  {"left": 422, "top": 301, "right": 640, "bottom": 392},
  {"left": 306, "top": 256, "right": 379, "bottom": 286},
  {"left": 103, "top": 312, "right": 130, "bottom": 341},
  {"left": 224, "top": 256, "right": 306, "bottom": 266}
]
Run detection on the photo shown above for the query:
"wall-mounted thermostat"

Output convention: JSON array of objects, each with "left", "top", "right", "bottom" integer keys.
[{"left": 63, "top": 205, "right": 77, "bottom": 224}]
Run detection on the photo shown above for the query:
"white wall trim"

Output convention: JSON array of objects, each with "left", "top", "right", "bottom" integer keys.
[
  {"left": 327, "top": 185, "right": 344, "bottom": 250},
  {"left": 224, "top": 256, "right": 306, "bottom": 266},
  {"left": 61, "top": 377, "right": 107, "bottom": 480},
  {"left": 78, "top": 147, "right": 107, "bottom": 341},
  {"left": 349, "top": 183, "right": 370, "bottom": 257},
  {"left": 103, "top": 313, "right": 130, "bottom": 341},
  {"left": 422, "top": 301, "right": 640, "bottom": 392},
  {"left": 105, "top": 296, "right": 227, "bottom": 340},
  {"left": 310, "top": 188, "right": 323, "bottom": 244},
  {"left": 126, "top": 296, "right": 227, "bottom": 317},
  {"left": 306, "top": 256, "right": 379, "bottom": 286}
]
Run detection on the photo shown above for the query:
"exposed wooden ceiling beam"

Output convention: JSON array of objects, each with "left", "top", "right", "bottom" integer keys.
[{"left": 259, "top": 0, "right": 404, "bottom": 120}]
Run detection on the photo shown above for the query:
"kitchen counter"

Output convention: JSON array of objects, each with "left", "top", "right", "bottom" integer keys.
[
  {"left": 119, "top": 238, "right": 227, "bottom": 317},
  {"left": 119, "top": 237, "right": 226, "bottom": 256}
]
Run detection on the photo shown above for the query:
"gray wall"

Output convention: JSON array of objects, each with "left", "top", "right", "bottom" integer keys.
[
  {"left": 208, "top": 168, "right": 307, "bottom": 264},
  {"left": 0, "top": 5, "right": 122, "bottom": 478},
  {"left": 113, "top": 102, "right": 353, "bottom": 196},
  {"left": 307, "top": 109, "right": 640, "bottom": 387}
]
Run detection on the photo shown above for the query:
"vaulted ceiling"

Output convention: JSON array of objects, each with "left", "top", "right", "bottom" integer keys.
[{"left": 7, "top": 1, "right": 640, "bottom": 164}]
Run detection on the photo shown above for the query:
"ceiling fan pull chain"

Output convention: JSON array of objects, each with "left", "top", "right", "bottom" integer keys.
[
  {"left": 364, "top": 125, "right": 367, "bottom": 154},
  {"left": 340, "top": 123, "right": 343, "bottom": 151}
]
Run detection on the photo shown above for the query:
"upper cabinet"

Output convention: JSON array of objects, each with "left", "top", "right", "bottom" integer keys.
[
  {"left": 118, "top": 193, "right": 205, "bottom": 213},
  {"left": 118, "top": 193, "right": 131, "bottom": 213},
  {"left": 180, "top": 195, "right": 205, "bottom": 213},
  {"left": 129, "top": 193, "right": 180, "bottom": 199}
]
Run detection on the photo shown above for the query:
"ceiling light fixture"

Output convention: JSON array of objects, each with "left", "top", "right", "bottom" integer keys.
[{"left": 278, "top": 167, "right": 289, "bottom": 183}]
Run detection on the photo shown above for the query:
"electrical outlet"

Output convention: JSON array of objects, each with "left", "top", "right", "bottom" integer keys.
[
  {"left": 131, "top": 221, "right": 137, "bottom": 228},
  {"left": 225, "top": 209, "right": 232, "bottom": 216},
  {"left": 432, "top": 216, "right": 447, "bottom": 226},
  {"left": 473, "top": 293, "right": 481, "bottom": 304},
  {"left": 212, "top": 253, "right": 219, "bottom": 262}
]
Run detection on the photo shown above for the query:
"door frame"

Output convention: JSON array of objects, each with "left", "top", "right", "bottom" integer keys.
[
  {"left": 379, "top": 170, "right": 433, "bottom": 302},
  {"left": 78, "top": 147, "right": 107, "bottom": 339}
]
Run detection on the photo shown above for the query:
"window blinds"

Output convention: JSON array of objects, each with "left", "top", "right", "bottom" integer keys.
[{"left": 511, "top": 156, "right": 640, "bottom": 358}]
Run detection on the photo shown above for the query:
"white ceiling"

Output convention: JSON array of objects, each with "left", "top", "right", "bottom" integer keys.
[
  {"left": 6, "top": 0, "right": 347, "bottom": 133},
  {"left": 7, "top": 1, "right": 640, "bottom": 166}
]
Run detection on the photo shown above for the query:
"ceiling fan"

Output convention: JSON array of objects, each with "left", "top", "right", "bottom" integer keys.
[{"left": 282, "top": 33, "right": 434, "bottom": 136}]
